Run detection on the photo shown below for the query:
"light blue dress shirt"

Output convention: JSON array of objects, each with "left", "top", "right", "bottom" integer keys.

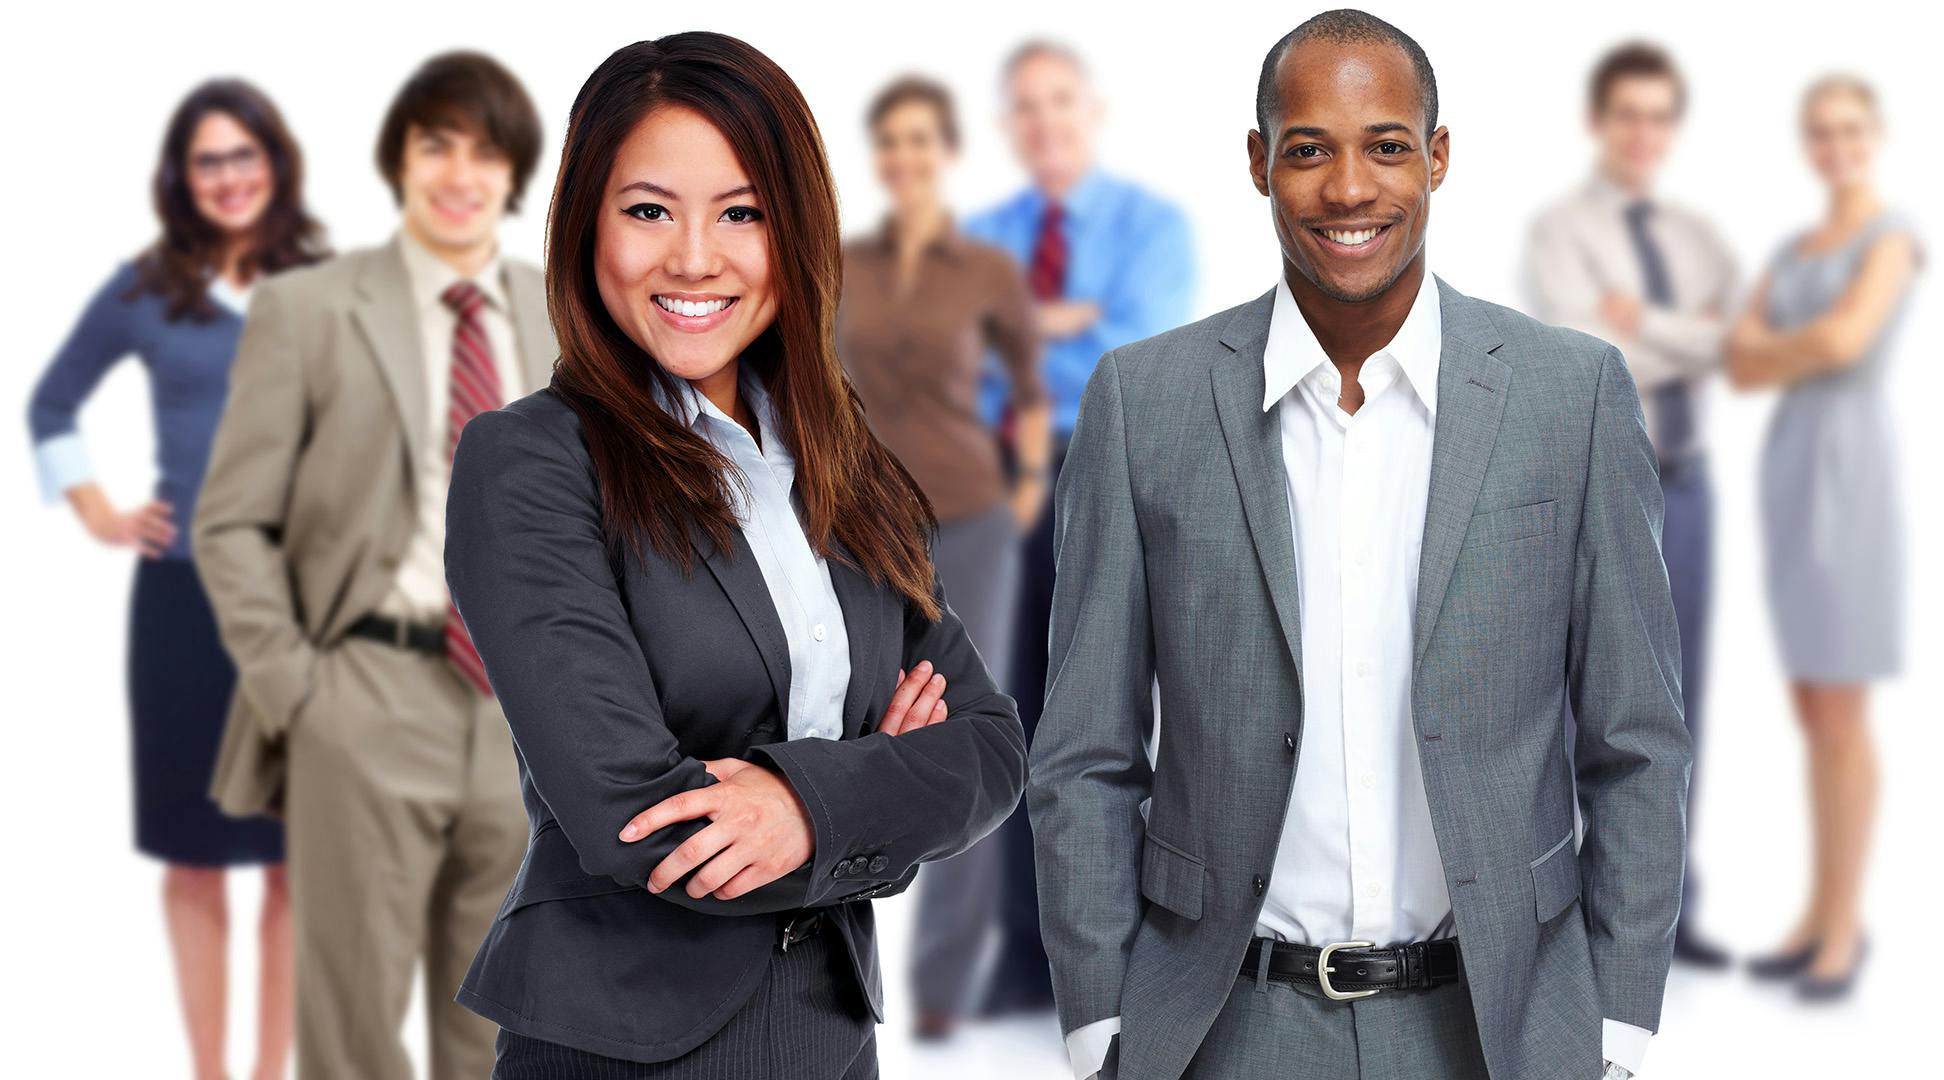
[
  {"left": 650, "top": 365, "right": 850, "bottom": 742},
  {"left": 964, "top": 165, "right": 1197, "bottom": 433}
]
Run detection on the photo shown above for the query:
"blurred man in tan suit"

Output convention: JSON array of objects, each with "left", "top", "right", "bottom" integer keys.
[{"left": 194, "top": 52, "right": 554, "bottom": 1079}]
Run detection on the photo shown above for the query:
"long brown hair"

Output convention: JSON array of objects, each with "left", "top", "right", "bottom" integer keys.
[
  {"left": 547, "top": 33, "right": 941, "bottom": 618},
  {"left": 131, "top": 79, "right": 328, "bottom": 322}
]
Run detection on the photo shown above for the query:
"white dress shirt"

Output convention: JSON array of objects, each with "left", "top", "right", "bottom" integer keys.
[
  {"left": 1065, "top": 268, "right": 1651, "bottom": 1079},
  {"left": 376, "top": 227, "right": 528, "bottom": 620},
  {"left": 651, "top": 365, "right": 851, "bottom": 743}
]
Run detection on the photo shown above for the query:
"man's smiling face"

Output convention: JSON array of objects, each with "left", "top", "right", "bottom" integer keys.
[{"left": 1249, "top": 38, "right": 1448, "bottom": 304}]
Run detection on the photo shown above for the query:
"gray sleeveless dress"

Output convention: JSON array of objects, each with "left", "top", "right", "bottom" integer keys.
[{"left": 1759, "top": 208, "right": 1923, "bottom": 681}]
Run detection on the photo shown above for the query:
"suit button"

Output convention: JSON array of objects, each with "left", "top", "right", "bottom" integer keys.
[
  {"left": 1283, "top": 732, "right": 1296, "bottom": 752},
  {"left": 1252, "top": 875, "right": 1266, "bottom": 896},
  {"left": 831, "top": 862, "right": 846, "bottom": 879},
  {"left": 868, "top": 856, "right": 888, "bottom": 874}
]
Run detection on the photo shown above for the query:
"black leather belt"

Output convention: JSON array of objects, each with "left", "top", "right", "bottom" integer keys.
[
  {"left": 1242, "top": 936, "right": 1463, "bottom": 1000},
  {"left": 778, "top": 909, "right": 825, "bottom": 952},
  {"left": 345, "top": 613, "right": 445, "bottom": 656}
]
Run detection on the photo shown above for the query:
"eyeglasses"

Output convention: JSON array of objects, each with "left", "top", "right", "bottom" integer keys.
[{"left": 189, "top": 145, "right": 267, "bottom": 181}]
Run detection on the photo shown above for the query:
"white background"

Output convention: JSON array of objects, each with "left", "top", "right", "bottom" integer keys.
[{"left": 2, "top": 1, "right": 1934, "bottom": 1076}]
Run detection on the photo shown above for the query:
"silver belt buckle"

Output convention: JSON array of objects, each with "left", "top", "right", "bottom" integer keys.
[{"left": 1317, "top": 940, "right": 1380, "bottom": 1001}]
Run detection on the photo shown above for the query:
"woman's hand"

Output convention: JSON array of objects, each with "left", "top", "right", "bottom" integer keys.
[
  {"left": 70, "top": 486, "right": 175, "bottom": 557},
  {"left": 879, "top": 660, "right": 949, "bottom": 736},
  {"left": 621, "top": 758, "right": 815, "bottom": 901}
]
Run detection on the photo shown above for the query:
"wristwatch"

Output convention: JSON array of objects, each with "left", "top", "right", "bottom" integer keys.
[{"left": 1602, "top": 1062, "right": 1633, "bottom": 1080}]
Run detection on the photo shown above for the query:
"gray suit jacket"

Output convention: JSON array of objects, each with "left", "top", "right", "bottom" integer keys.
[
  {"left": 1028, "top": 276, "right": 1690, "bottom": 1080},
  {"left": 194, "top": 238, "right": 554, "bottom": 816}
]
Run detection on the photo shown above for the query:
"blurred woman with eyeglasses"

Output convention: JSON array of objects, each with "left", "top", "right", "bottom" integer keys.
[{"left": 26, "top": 78, "right": 327, "bottom": 1080}]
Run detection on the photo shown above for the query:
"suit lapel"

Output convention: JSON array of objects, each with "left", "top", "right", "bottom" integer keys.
[
  {"left": 350, "top": 240, "right": 428, "bottom": 491},
  {"left": 691, "top": 528, "right": 882, "bottom": 740},
  {"left": 1412, "top": 277, "right": 1511, "bottom": 668},
  {"left": 823, "top": 541, "right": 882, "bottom": 741},
  {"left": 693, "top": 525, "right": 794, "bottom": 727},
  {"left": 1211, "top": 288, "right": 1305, "bottom": 682},
  {"left": 505, "top": 262, "right": 556, "bottom": 393}
]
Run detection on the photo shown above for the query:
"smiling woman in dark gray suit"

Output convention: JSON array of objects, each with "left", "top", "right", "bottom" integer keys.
[{"left": 442, "top": 33, "right": 1026, "bottom": 1079}]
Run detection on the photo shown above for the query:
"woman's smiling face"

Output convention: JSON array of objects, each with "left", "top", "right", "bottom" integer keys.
[{"left": 594, "top": 104, "right": 777, "bottom": 386}]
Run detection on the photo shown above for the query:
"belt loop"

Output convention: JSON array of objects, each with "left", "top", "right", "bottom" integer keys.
[
  {"left": 394, "top": 615, "right": 408, "bottom": 649},
  {"left": 1253, "top": 937, "right": 1273, "bottom": 994}
]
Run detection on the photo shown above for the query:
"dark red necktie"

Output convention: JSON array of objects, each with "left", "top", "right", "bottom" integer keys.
[
  {"left": 1027, "top": 201, "right": 1067, "bottom": 300},
  {"left": 441, "top": 280, "right": 502, "bottom": 697}
]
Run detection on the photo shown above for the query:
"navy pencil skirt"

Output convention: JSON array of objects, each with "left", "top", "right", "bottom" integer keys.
[{"left": 127, "top": 556, "right": 284, "bottom": 866}]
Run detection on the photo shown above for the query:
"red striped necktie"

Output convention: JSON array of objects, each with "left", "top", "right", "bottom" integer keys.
[
  {"left": 441, "top": 280, "right": 502, "bottom": 696},
  {"left": 1028, "top": 200, "right": 1067, "bottom": 300}
]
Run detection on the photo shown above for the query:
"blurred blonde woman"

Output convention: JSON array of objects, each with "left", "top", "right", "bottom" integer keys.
[{"left": 1727, "top": 73, "right": 1924, "bottom": 1001}]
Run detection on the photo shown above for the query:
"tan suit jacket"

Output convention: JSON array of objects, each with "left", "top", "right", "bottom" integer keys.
[{"left": 195, "top": 237, "right": 554, "bottom": 816}]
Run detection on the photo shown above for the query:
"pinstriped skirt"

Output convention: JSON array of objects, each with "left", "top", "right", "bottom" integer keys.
[{"left": 491, "top": 927, "right": 877, "bottom": 1079}]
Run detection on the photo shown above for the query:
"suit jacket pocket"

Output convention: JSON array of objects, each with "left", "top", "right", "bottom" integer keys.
[
  {"left": 1528, "top": 827, "right": 1581, "bottom": 922},
  {"left": 1140, "top": 832, "right": 1206, "bottom": 921},
  {"left": 497, "top": 820, "right": 639, "bottom": 920},
  {"left": 1465, "top": 498, "right": 1557, "bottom": 549}
]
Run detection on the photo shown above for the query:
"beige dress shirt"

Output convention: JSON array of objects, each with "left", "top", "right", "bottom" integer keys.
[
  {"left": 376, "top": 228, "right": 527, "bottom": 620},
  {"left": 1522, "top": 170, "right": 1738, "bottom": 461}
]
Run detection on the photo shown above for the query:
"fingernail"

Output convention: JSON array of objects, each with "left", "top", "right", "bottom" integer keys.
[
  {"left": 931, "top": 674, "right": 945, "bottom": 685},
  {"left": 620, "top": 826, "right": 637, "bottom": 840},
  {"left": 917, "top": 660, "right": 932, "bottom": 673},
  {"left": 646, "top": 880, "right": 662, "bottom": 893}
]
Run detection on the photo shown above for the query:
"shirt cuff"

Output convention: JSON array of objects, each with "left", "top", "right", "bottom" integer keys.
[
  {"left": 1603, "top": 1017, "right": 1653, "bottom": 1075},
  {"left": 33, "top": 432, "right": 93, "bottom": 503},
  {"left": 1065, "top": 1016, "right": 1121, "bottom": 1080}
]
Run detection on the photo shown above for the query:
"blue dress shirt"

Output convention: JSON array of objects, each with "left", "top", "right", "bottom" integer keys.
[{"left": 963, "top": 166, "right": 1197, "bottom": 433}]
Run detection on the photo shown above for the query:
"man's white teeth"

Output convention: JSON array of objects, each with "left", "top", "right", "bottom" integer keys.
[
  {"left": 1322, "top": 227, "right": 1382, "bottom": 246},
  {"left": 655, "top": 296, "right": 732, "bottom": 317}
]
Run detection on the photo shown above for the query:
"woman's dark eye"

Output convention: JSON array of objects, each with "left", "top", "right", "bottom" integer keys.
[
  {"left": 624, "top": 203, "right": 668, "bottom": 222},
  {"left": 722, "top": 205, "right": 764, "bottom": 224}
]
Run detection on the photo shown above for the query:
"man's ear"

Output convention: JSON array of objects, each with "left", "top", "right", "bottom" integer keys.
[{"left": 1247, "top": 129, "right": 1271, "bottom": 197}]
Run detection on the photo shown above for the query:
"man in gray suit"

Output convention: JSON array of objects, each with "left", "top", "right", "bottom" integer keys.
[
  {"left": 195, "top": 53, "right": 552, "bottom": 1079},
  {"left": 1027, "top": 11, "right": 1690, "bottom": 1080}
]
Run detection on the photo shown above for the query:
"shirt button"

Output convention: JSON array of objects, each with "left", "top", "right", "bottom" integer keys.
[
  {"left": 1356, "top": 659, "right": 1373, "bottom": 678},
  {"left": 1252, "top": 875, "right": 1266, "bottom": 896},
  {"left": 1364, "top": 881, "right": 1382, "bottom": 899},
  {"left": 1361, "top": 770, "right": 1377, "bottom": 790},
  {"left": 812, "top": 623, "right": 827, "bottom": 642}
]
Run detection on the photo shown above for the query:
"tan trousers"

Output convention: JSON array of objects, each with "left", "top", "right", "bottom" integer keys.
[{"left": 286, "top": 634, "right": 526, "bottom": 1079}]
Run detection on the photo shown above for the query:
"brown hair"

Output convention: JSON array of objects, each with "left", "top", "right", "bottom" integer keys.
[
  {"left": 546, "top": 32, "right": 941, "bottom": 618},
  {"left": 868, "top": 75, "right": 960, "bottom": 150},
  {"left": 1588, "top": 41, "right": 1685, "bottom": 117},
  {"left": 375, "top": 50, "right": 544, "bottom": 214},
  {"left": 131, "top": 79, "right": 329, "bottom": 322}
]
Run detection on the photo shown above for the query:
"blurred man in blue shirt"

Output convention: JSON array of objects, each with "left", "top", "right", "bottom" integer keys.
[{"left": 965, "top": 37, "right": 1196, "bottom": 1018}]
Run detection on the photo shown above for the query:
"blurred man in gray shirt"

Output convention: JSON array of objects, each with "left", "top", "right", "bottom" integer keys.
[{"left": 1523, "top": 40, "right": 1735, "bottom": 969}]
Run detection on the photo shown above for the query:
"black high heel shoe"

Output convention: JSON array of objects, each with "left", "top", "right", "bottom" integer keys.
[
  {"left": 1796, "top": 935, "right": 1869, "bottom": 1003},
  {"left": 1745, "top": 940, "right": 1818, "bottom": 981}
]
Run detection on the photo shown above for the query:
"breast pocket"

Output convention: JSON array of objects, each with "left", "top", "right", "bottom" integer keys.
[{"left": 1463, "top": 498, "right": 1557, "bottom": 550}]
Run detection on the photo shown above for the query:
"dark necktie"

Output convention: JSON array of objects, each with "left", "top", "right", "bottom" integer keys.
[
  {"left": 1028, "top": 201, "right": 1067, "bottom": 301},
  {"left": 441, "top": 280, "right": 503, "bottom": 696},
  {"left": 1622, "top": 199, "right": 1691, "bottom": 461}
]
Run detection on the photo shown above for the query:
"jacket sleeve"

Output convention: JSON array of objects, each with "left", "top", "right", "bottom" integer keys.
[
  {"left": 749, "top": 537, "right": 1028, "bottom": 905},
  {"left": 1025, "top": 347, "right": 1157, "bottom": 1039},
  {"left": 1565, "top": 343, "right": 1693, "bottom": 1033},
  {"left": 191, "top": 279, "right": 322, "bottom": 738},
  {"left": 446, "top": 404, "right": 1024, "bottom": 914}
]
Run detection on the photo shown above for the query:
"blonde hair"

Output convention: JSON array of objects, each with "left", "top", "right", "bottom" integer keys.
[{"left": 1800, "top": 72, "right": 1880, "bottom": 128}]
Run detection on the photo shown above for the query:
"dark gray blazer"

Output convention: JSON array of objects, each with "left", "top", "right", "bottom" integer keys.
[
  {"left": 444, "top": 384, "right": 1026, "bottom": 1063},
  {"left": 1028, "top": 276, "right": 1691, "bottom": 1080}
]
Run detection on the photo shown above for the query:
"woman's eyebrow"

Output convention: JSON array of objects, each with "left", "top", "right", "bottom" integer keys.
[{"left": 618, "top": 180, "right": 756, "bottom": 201}]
